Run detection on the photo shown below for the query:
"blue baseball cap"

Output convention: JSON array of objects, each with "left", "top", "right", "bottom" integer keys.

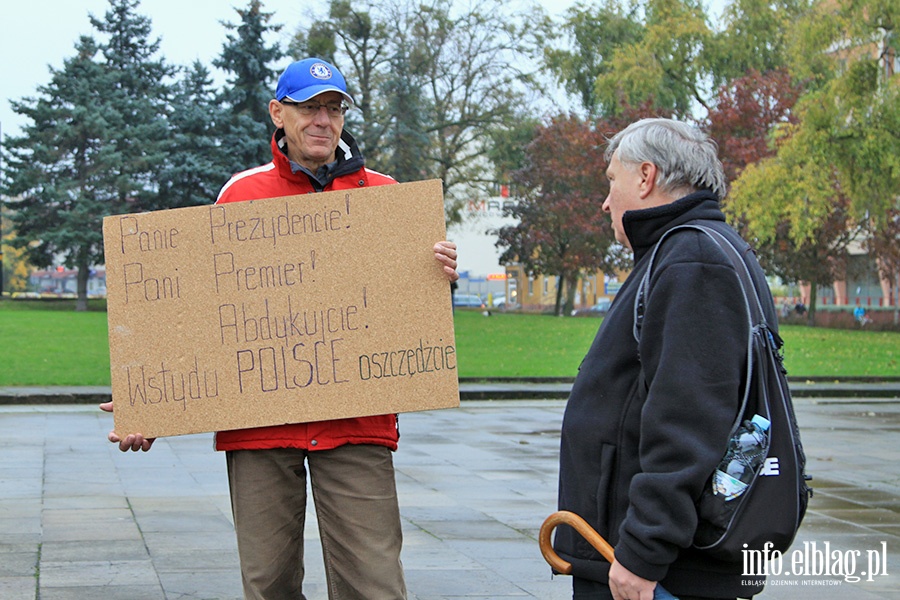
[{"left": 275, "top": 58, "right": 354, "bottom": 105}]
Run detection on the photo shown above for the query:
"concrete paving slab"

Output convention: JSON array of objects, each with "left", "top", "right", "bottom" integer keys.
[
  {"left": 0, "top": 552, "right": 38, "bottom": 578},
  {"left": 41, "top": 558, "right": 159, "bottom": 586},
  {"left": 39, "top": 585, "right": 164, "bottom": 600},
  {"left": 0, "top": 577, "right": 38, "bottom": 600}
]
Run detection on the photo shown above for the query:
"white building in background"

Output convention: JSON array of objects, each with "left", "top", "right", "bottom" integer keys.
[
  {"left": 447, "top": 192, "right": 623, "bottom": 312},
  {"left": 447, "top": 194, "right": 518, "bottom": 305}
]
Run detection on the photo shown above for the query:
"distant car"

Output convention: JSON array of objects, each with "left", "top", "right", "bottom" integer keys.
[
  {"left": 491, "top": 294, "right": 506, "bottom": 308},
  {"left": 572, "top": 298, "right": 613, "bottom": 316},
  {"left": 453, "top": 293, "right": 486, "bottom": 308}
]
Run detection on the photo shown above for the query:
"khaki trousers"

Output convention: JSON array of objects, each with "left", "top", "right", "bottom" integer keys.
[{"left": 226, "top": 445, "right": 407, "bottom": 600}]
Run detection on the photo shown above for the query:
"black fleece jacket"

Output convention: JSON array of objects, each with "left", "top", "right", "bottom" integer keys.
[{"left": 556, "top": 191, "right": 772, "bottom": 598}]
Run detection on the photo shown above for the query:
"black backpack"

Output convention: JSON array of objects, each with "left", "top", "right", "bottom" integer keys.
[{"left": 633, "top": 224, "right": 812, "bottom": 563}]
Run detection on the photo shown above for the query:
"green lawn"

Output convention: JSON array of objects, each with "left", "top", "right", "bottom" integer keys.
[
  {"left": 0, "top": 300, "right": 111, "bottom": 386},
  {"left": 0, "top": 300, "right": 897, "bottom": 386},
  {"left": 452, "top": 310, "right": 899, "bottom": 379},
  {"left": 453, "top": 310, "right": 598, "bottom": 378}
]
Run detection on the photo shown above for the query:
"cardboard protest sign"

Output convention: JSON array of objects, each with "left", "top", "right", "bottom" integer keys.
[{"left": 103, "top": 179, "right": 459, "bottom": 439}]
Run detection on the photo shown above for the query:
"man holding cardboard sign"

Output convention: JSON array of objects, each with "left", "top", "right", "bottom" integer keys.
[{"left": 102, "top": 57, "right": 459, "bottom": 600}]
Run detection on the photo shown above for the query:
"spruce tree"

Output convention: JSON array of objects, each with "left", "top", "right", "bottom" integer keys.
[
  {"left": 2, "top": 37, "right": 120, "bottom": 310},
  {"left": 1, "top": 0, "right": 174, "bottom": 309},
  {"left": 381, "top": 47, "right": 429, "bottom": 182},
  {"left": 90, "top": 0, "right": 174, "bottom": 212},
  {"left": 214, "top": 0, "right": 284, "bottom": 173},
  {"left": 158, "top": 62, "right": 231, "bottom": 208}
]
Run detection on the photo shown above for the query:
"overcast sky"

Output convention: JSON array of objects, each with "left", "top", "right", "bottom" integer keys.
[
  {"left": 1, "top": 0, "right": 729, "bottom": 141},
  {"left": 0, "top": 0, "right": 586, "bottom": 141}
]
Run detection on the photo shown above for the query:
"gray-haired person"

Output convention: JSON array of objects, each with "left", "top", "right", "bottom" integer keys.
[{"left": 555, "top": 118, "right": 774, "bottom": 600}]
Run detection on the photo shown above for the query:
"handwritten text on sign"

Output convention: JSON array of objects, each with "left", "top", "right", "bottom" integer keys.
[{"left": 103, "top": 179, "right": 459, "bottom": 439}]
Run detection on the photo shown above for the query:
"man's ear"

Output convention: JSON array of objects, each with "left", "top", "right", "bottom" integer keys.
[
  {"left": 638, "top": 161, "right": 657, "bottom": 199},
  {"left": 269, "top": 99, "right": 284, "bottom": 129}
]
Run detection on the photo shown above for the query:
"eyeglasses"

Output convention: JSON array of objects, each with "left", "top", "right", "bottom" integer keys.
[{"left": 281, "top": 100, "right": 348, "bottom": 118}]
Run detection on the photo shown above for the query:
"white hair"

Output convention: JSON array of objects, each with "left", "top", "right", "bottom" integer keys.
[{"left": 605, "top": 118, "right": 727, "bottom": 201}]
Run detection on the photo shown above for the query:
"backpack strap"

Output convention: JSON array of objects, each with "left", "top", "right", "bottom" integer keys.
[
  {"left": 699, "top": 227, "right": 767, "bottom": 326},
  {"left": 632, "top": 224, "right": 763, "bottom": 433}
]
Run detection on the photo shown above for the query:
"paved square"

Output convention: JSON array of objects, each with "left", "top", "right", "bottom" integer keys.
[{"left": 0, "top": 397, "right": 898, "bottom": 599}]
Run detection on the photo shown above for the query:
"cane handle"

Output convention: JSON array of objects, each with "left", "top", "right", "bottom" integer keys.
[{"left": 539, "top": 510, "right": 616, "bottom": 574}]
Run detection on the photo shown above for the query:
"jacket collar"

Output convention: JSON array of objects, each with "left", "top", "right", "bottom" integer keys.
[
  {"left": 270, "top": 128, "right": 366, "bottom": 190},
  {"left": 624, "top": 190, "right": 726, "bottom": 263}
]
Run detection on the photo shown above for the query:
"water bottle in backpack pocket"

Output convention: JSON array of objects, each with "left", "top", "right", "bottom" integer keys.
[
  {"left": 711, "top": 414, "right": 770, "bottom": 501},
  {"left": 695, "top": 413, "right": 773, "bottom": 549}
]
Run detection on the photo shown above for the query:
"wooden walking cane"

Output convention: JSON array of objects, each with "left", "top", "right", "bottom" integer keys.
[
  {"left": 539, "top": 510, "right": 679, "bottom": 600},
  {"left": 539, "top": 510, "right": 615, "bottom": 573}
]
